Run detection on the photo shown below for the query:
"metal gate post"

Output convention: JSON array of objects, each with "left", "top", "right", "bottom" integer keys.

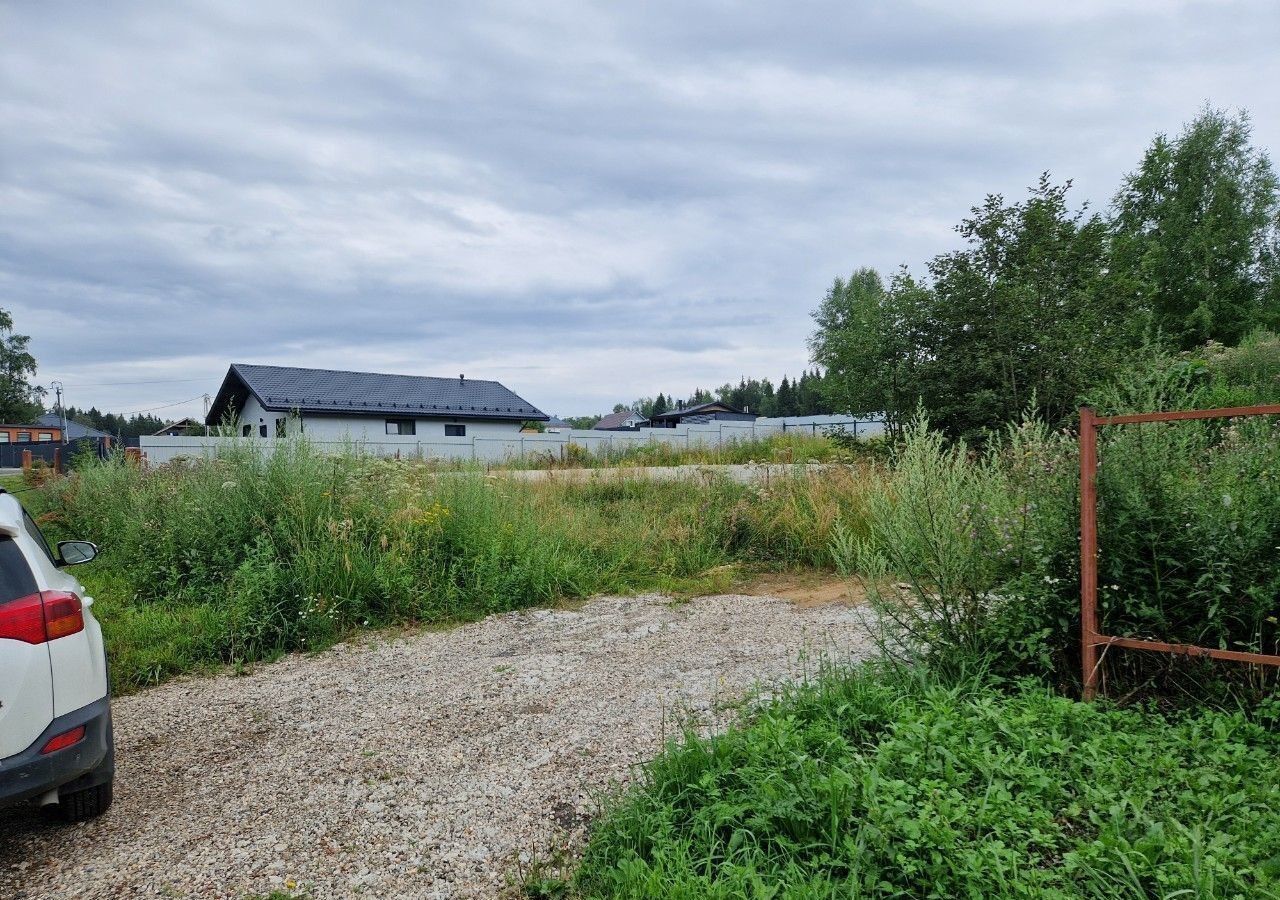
[
  {"left": 1079, "top": 407, "right": 1101, "bottom": 700},
  {"left": 1078, "top": 402, "right": 1280, "bottom": 699}
]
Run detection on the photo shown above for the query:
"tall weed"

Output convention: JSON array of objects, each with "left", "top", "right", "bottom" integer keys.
[{"left": 41, "top": 440, "right": 876, "bottom": 689}]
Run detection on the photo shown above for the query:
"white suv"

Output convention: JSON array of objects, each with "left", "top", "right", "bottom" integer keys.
[{"left": 0, "top": 489, "right": 113, "bottom": 821}]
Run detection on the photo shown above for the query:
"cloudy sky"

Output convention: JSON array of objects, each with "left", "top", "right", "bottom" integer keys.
[{"left": 3, "top": 1, "right": 1278, "bottom": 420}]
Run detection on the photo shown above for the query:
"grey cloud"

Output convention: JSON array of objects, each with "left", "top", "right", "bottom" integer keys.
[{"left": 2, "top": 0, "right": 1278, "bottom": 417}]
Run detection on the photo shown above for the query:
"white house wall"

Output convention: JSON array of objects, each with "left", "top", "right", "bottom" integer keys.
[
  {"left": 297, "top": 415, "right": 525, "bottom": 441},
  {"left": 234, "top": 394, "right": 270, "bottom": 436},
  {"left": 228, "top": 397, "right": 525, "bottom": 441}
]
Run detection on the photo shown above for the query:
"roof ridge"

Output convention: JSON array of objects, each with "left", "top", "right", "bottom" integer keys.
[{"left": 232, "top": 363, "right": 505, "bottom": 386}]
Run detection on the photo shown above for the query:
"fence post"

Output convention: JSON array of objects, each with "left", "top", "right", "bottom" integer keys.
[
  {"left": 21, "top": 449, "right": 32, "bottom": 471},
  {"left": 52, "top": 447, "right": 62, "bottom": 474},
  {"left": 1080, "top": 407, "right": 1101, "bottom": 701}
]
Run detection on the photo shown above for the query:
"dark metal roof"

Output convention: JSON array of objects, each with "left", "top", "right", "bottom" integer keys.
[
  {"left": 648, "top": 401, "right": 750, "bottom": 421},
  {"left": 35, "top": 413, "right": 111, "bottom": 440},
  {"left": 207, "top": 364, "right": 548, "bottom": 425},
  {"left": 593, "top": 410, "right": 647, "bottom": 430}
]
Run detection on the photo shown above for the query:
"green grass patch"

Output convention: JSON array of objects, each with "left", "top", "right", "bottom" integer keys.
[
  {"left": 34, "top": 442, "right": 877, "bottom": 691},
  {"left": 576, "top": 665, "right": 1280, "bottom": 899},
  {"left": 496, "top": 432, "right": 863, "bottom": 470}
]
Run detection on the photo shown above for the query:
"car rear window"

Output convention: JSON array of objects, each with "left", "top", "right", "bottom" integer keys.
[{"left": 0, "top": 536, "right": 38, "bottom": 604}]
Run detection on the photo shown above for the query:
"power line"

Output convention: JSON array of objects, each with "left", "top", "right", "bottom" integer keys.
[
  {"left": 114, "top": 394, "right": 207, "bottom": 416},
  {"left": 56, "top": 377, "right": 210, "bottom": 388}
]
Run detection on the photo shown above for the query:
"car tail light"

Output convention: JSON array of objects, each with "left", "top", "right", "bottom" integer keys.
[
  {"left": 41, "top": 725, "right": 85, "bottom": 754},
  {"left": 0, "top": 591, "right": 84, "bottom": 644},
  {"left": 0, "top": 594, "right": 46, "bottom": 643},
  {"left": 42, "top": 591, "right": 85, "bottom": 640}
]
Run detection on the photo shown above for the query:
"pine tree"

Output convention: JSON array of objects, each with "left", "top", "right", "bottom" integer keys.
[{"left": 775, "top": 377, "right": 793, "bottom": 416}]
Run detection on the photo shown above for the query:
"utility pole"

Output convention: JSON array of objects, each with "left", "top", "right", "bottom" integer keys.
[
  {"left": 202, "top": 394, "right": 211, "bottom": 436},
  {"left": 51, "top": 381, "right": 66, "bottom": 444}
]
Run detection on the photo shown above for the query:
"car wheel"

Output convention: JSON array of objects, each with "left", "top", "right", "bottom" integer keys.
[{"left": 57, "top": 780, "right": 113, "bottom": 822}]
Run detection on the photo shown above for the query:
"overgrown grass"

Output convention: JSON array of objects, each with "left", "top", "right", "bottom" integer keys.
[
  {"left": 834, "top": 344, "right": 1280, "bottom": 697},
  {"left": 574, "top": 664, "right": 1280, "bottom": 899},
  {"left": 571, "top": 339, "right": 1280, "bottom": 898},
  {"left": 497, "top": 432, "right": 864, "bottom": 470},
  {"left": 34, "top": 442, "right": 878, "bottom": 690}
]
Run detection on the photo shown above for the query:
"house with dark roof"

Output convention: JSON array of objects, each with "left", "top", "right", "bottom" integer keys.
[
  {"left": 646, "top": 401, "right": 755, "bottom": 428},
  {"left": 593, "top": 410, "right": 647, "bottom": 431},
  {"left": 152, "top": 417, "right": 205, "bottom": 437},
  {"left": 36, "top": 413, "right": 110, "bottom": 441},
  {"left": 0, "top": 421, "right": 60, "bottom": 444},
  {"left": 206, "top": 364, "right": 548, "bottom": 440}
]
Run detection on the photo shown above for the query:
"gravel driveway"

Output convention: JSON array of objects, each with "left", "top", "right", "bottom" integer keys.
[{"left": 0, "top": 593, "right": 873, "bottom": 899}]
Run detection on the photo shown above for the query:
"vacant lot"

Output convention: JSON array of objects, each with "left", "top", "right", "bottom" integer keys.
[{"left": 0, "top": 592, "right": 872, "bottom": 899}]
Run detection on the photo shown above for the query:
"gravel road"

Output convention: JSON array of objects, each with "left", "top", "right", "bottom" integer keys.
[{"left": 0, "top": 593, "right": 874, "bottom": 899}]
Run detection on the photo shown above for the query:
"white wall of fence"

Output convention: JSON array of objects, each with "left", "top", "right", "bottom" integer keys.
[{"left": 138, "top": 415, "right": 883, "bottom": 465}]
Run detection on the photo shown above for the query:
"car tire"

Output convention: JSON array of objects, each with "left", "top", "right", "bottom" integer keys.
[{"left": 57, "top": 780, "right": 113, "bottom": 822}]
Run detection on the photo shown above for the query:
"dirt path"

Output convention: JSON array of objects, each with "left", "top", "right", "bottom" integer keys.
[{"left": 0, "top": 593, "right": 873, "bottom": 899}]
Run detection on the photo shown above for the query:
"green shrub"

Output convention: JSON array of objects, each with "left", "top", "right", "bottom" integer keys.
[
  {"left": 577, "top": 665, "right": 1280, "bottom": 899},
  {"left": 845, "top": 363, "right": 1280, "bottom": 696},
  {"left": 840, "top": 415, "right": 1076, "bottom": 678}
]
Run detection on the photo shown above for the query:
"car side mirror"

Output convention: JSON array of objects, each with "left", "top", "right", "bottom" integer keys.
[{"left": 57, "top": 540, "right": 98, "bottom": 567}]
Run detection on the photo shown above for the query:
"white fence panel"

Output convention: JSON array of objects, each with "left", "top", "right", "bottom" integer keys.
[{"left": 138, "top": 414, "right": 883, "bottom": 465}]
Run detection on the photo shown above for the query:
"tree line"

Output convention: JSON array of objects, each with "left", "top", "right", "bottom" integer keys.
[
  {"left": 628, "top": 370, "right": 834, "bottom": 420},
  {"left": 59, "top": 406, "right": 172, "bottom": 438},
  {"left": 0, "top": 311, "right": 179, "bottom": 436},
  {"left": 567, "top": 371, "right": 840, "bottom": 429},
  {"left": 811, "top": 107, "right": 1280, "bottom": 440}
]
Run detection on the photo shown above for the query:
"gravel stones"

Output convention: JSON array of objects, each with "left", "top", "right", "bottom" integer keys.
[{"left": 0, "top": 593, "right": 873, "bottom": 899}]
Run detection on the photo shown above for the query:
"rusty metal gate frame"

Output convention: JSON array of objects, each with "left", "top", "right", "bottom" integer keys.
[{"left": 1080, "top": 403, "right": 1280, "bottom": 700}]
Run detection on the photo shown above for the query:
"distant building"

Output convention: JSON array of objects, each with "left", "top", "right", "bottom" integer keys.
[
  {"left": 205, "top": 363, "right": 548, "bottom": 440},
  {"left": 36, "top": 413, "right": 110, "bottom": 441},
  {"left": 151, "top": 417, "right": 206, "bottom": 437},
  {"left": 646, "top": 401, "right": 755, "bottom": 428},
  {"left": 593, "top": 410, "right": 648, "bottom": 431},
  {"left": 0, "top": 422, "right": 61, "bottom": 444},
  {"left": 545, "top": 416, "right": 573, "bottom": 432}
]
